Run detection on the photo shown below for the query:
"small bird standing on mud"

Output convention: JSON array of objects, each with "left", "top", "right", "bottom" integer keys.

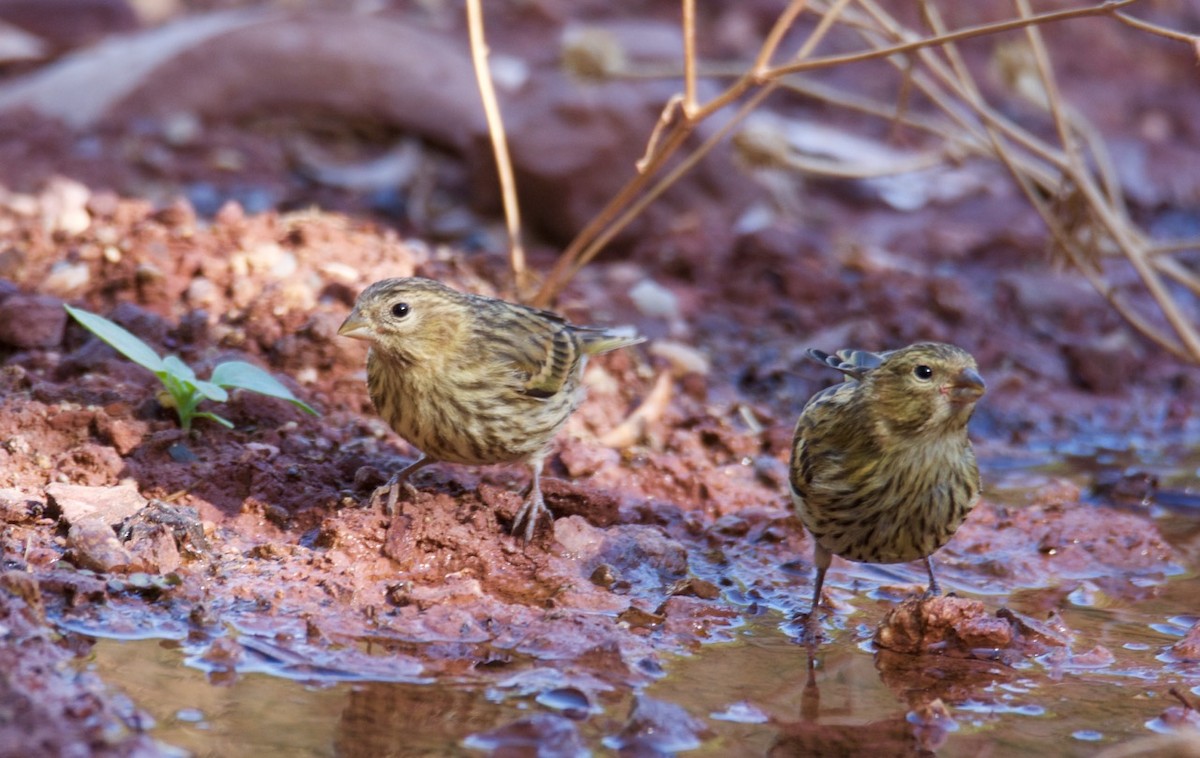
[
  {"left": 338, "top": 276, "right": 643, "bottom": 541},
  {"left": 789, "top": 342, "right": 986, "bottom": 632}
]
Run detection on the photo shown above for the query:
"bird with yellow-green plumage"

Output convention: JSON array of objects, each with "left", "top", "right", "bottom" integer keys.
[
  {"left": 789, "top": 342, "right": 986, "bottom": 635},
  {"left": 339, "top": 276, "right": 643, "bottom": 541}
]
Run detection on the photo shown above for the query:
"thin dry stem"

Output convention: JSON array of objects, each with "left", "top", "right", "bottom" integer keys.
[
  {"left": 534, "top": 120, "right": 694, "bottom": 307},
  {"left": 466, "top": 0, "right": 528, "bottom": 296},
  {"left": 980, "top": 74, "right": 1194, "bottom": 360},
  {"left": 767, "top": 0, "right": 1138, "bottom": 77},
  {"left": 557, "top": 84, "right": 779, "bottom": 290},
  {"left": 535, "top": 0, "right": 815, "bottom": 307},
  {"left": 1155, "top": 256, "right": 1200, "bottom": 299},
  {"left": 638, "top": 94, "right": 684, "bottom": 174},
  {"left": 1115, "top": 11, "right": 1200, "bottom": 44},
  {"left": 919, "top": 0, "right": 982, "bottom": 104},
  {"left": 1072, "top": 107, "right": 1128, "bottom": 219},
  {"left": 796, "top": 0, "right": 853, "bottom": 61},
  {"left": 756, "top": 0, "right": 810, "bottom": 74},
  {"left": 857, "top": 0, "right": 1198, "bottom": 359},
  {"left": 1150, "top": 240, "right": 1200, "bottom": 255},
  {"left": 1016, "top": 0, "right": 1083, "bottom": 176},
  {"left": 531, "top": 0, "right": 1199, "bottom": 361},
  {"left": 1019, "top": 0, "right": 1198, "bottom": 357},
  {"left": 1005, "top": 150, "right": 1192, "bottom": 360},
  {"left": 682, "top": 0, "right": 698, "bottom": 117}
]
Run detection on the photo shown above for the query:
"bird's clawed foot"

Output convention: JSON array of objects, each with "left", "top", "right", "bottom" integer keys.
[
  {"left": 369, "top": 476, "right": 421, "bottom": 516},
  {"left": 366, "top": 457, "right": 433, "bottom": 515},
  {"left": 790, "top": 593, "right": 827, "bottom": 646},
  {"left": 796, "top": 563, "right": 830, "bottom": 647},
  {"left": 794, "top": 609, "right": 826, "bottom": 648},
  {"left": 511, "top": 483, "right": 550, "bottom": 543}
]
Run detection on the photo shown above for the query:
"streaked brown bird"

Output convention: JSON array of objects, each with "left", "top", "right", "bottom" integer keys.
[
  {"left": 338, "top": 276, "right": 643, "bottom": 541},
  {"left": 789, "top": 342, "right": 985, "bottom": 630}
]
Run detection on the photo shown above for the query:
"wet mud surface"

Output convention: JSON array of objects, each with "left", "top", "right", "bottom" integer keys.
[{"left": 0, "top": 1, "right": 1199, "bottom": 756}]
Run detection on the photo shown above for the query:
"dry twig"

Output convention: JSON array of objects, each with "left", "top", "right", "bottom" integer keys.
[
  {"left": 519, "top": 0, "right": 1200, "bottom": 362},
  {"left": 465, "top": 0, "right": 528, "bottom": 296}
]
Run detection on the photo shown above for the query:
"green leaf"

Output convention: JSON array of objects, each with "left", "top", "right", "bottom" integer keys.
[
  {"left": 64, "top": 304, "right": 165, "bottom": 374},
  {"left": 193, "top": 411, "right": 235, "bottom": 429},
  {"left": 210, "top": 360, "right": 318, "bottom": 415},
  {"left": 161, "top": 354, "right": 197, "bottom": 383},
  {"left": 160, "top": 356, "right": 227, "bottom": 409},
  {"left": 192, "top": 379, "right": 229, "bottom": 402}
]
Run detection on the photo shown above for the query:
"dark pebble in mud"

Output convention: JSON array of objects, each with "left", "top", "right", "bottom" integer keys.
[
  {"left": 168, "top": 442, "right": 199, "bottom": 463},
  {"left": 618, "top": 605, "right": 666, "bottom": 630},
  {"left": 666, "top": 577, "right": 721, "bottom": 600}
]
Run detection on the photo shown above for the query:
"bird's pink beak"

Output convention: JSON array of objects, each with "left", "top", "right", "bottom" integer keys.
[{"left": 947, "top": 367, "right": 986, "bottom": 403}]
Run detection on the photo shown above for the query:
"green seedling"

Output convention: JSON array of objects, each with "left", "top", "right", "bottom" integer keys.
[{"left": 64, "top": 304, "right": 318, "bottom": 431}]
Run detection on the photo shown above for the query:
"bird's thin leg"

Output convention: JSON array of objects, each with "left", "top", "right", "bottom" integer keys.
[
  {"left": 808, "top": 543, "right": 832, "bottom": 614},
  {"left": 923, "top": 556, "right": 942, "bottom": 598},
  {"left": 809, "top": 566, "right": 828, "bottom": 617},
  {"left": 804, "top": 544, "right": 832, "bottom": 644},
  {"left": 371, "top": 456, "right": 434, "bottom": 515},
  {"left": 512, "top": 458, "right": 548, "bottom": 542}
]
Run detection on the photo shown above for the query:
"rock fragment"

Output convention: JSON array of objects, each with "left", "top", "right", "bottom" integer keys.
[{"left": 46, "top": 481, "right": 148, "bottom": 526}]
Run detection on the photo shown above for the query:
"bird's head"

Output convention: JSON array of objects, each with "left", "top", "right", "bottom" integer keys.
[
  {"left": 866, "top": 342, "right": 985, "bottom": 436},
  {"left": 338, "top": 277, "right": 468, "bottom": 364}
]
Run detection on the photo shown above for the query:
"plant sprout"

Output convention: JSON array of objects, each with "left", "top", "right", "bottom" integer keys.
[{"left": 64, "top": 304, "right": 318, "bottom": 431}]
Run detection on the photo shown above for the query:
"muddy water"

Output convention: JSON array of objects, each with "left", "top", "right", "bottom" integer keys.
[{"left": 81, "top": 446, "right": 1200, "bottom": 756}]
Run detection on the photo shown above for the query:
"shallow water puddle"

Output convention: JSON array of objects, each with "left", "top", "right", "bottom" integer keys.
[
  {"left": 80, "top": 446, "right": 1200, "bottom": 756},
  {"left": 85, "top": 589, "right": 1199, "bottom": 757}
]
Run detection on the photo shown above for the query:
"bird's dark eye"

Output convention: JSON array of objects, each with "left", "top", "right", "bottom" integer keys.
[
  {"left": 390, "top": 302, "right": 411, "bottom": 319},
  {"left": 914, "top": 365, "right": 934, "bottom": 381}
]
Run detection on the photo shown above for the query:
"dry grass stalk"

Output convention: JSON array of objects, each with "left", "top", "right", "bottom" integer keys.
[
  {"left": 465, "top": 0, "right": 528, "bottom": 297},
  {"left": 509, "top": 0, "right": 1200, "bottom": 363},
  {"left": 812, "top": 0, "right": 1200, "bottom": 361}
]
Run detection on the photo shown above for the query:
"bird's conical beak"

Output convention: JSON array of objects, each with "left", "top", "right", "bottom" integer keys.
[
  {"left": 950, "top": 367, "right": 986, "bottom": 402},
  {"left": 338, "top": 309, "right": 373, "bottom": 341}
]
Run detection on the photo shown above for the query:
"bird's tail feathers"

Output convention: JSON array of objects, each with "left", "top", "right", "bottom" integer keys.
[
  {"left": 806, "top": 347, "right": 883, "bottom": 381},
  {"left": 579, "top": 325, "right": 645, "bottom": 356}
]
